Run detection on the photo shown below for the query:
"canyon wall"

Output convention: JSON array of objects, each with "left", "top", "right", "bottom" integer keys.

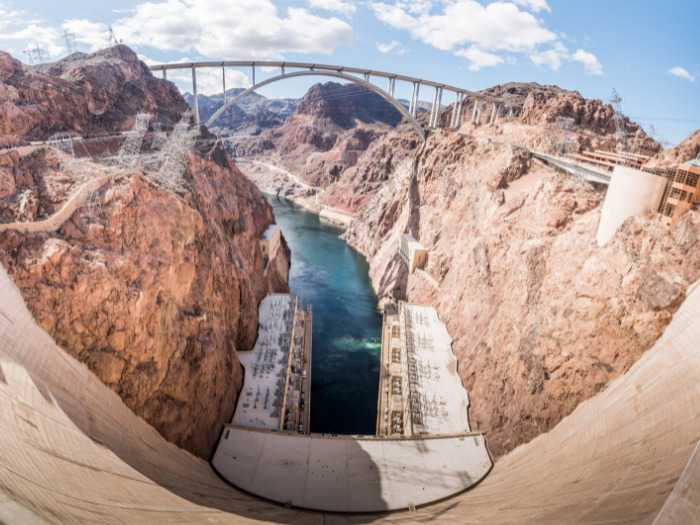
[
  {"left": 0, "top": 47, "right": 291, "bottom": 458},
  {"left": 344, "top": 125, "right": 700, "bottom": 457}
]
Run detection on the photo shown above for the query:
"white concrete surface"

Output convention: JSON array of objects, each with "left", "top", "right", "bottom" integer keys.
[
  {"left": 233, "top": 294, "right": 293, "bottom": 430},
  {"left": 2, "top": 261, "right": 700, "bottom": 522},
  {"left": 596, "top": 165, "right": 667, "bottom": 246},
  {"left": 401, "top": 303, "right": 471, "bottom": 435},
  {"left": 212, "top": 426, "right": 491, "bottom": 512}
]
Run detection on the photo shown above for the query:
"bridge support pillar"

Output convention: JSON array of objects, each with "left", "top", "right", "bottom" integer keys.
[
  {"left": 410, "top": 83, "right": 420, "bottom": 118},
  {"left": 387, "top": 77, "right": 396, "bottom": 98},
  {"left": 409, "top": 82, "right": 416, "bottom": 116},
  {"left": 472, "top": 99, "right": 479, "bottom": 122},
  {"left": 456, "top": 94, "right": 465, "bottom": 127},
  {"left": 251, "top": 65, "right": 256, "bottom": 86},
  {"left": 489, "top": 103, "right": 497, "bottom": 124},
  {"left": 476, "top": 100, "right": 483, "bottom": 125},
  {"left": 450, "top": 92, "right": 460, "bottom": 128},
  {"left": 162, "top": 69, "right": 167, "bottom": 80},
  {"left": 495, "top": 104, "right": 502, "bottom": 122},
  {"left": 192, "top": 65, "right": 200, "bottom": 127},
  {"left": 430, "top": 87, "right": 439, "bottom": 128},
  {"left": 222, "top": 65, "right": 226, "bottom": 105},
  {"left": 364, "top": 72, "right": 370, "bottom": 82}
]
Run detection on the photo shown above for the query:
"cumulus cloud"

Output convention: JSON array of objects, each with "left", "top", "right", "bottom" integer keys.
[
  {"left": 571, "top": 49, "right": 602, "bottom": 75},
  {"left": 512, "top": 0, "right": 550, "bottom": 13},
  {"left": 377, "top": 40, "right": 407, "bottom": 54},
  {"left": 62, "top": 19, "right": 109, "bottom": 52},
  {"left": 371, "top": 1, "right": 600, "bottom": 75},
  {"left": 454, "top": 46, "right": 504, "bottom": 71},
  {"left": 529, "top": 42, "right": 602, "bottom": 75},
  {"left": 307, "top": 0, "right": 356, "bottom": 16},
  {"left": 668, "top": 66, "right": 695, "bottom": 81},
  {"left": 0, "top": 23, "right": 63, "bottom": 57},
  {"left": 372, "top": 0, "right": 556, "bottom": 70},
  {"left": 113, "top": 0, "right": 354, "bottom": 58}
]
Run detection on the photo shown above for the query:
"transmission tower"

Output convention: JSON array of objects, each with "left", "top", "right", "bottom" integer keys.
[
  {"left": 63, "top": 30, "right": 77, "bottom": 54},
  {"left": 609, "top": 88, "right": 627, "bottom": 153},
  {"left": 22, "top": 43, "right": 48, "bottom": 65},
  {"left": 556, "top": 116, "right": 577, "bottom": 155},
  {"left": 151, "top": 113, "right": 199, "bottom": 192},
  {"left": 114, "top": 113, "right": 152, "bottom": 172},
  {"left": 108, "top": 26, "right": 119, "bottom": 47}
]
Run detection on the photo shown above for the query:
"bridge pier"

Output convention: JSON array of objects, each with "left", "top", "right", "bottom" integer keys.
[
  {"left": 495, "top": 104, "right": 502, "bottom": 122},
  {"left": 476, "top": 100, "right": 483, "bottom": 124},
  {"left": 456, "top": 94, "right": 465, "bottom": 127},
  {"left": 191, "top": 65, "right": 200, "bottom": 126},
  {"left": 472, "top": 99, "right": 478, "bottom": 122},
  {"left": 222, "top": 65, "right": 226, "bottom": 105},
  {"left": 489, "top": 103, "right": 497, "bottom": 125},
  {"left": 450, "top": 92, "right": 459, "bottom": 128},
  {"left": 429, "top": 87, "right": 443, "bottom": 129}
]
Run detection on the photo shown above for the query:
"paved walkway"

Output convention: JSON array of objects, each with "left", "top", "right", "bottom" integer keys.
[{"left": 0, "top": 175, "right": 110, "bottom": 233}]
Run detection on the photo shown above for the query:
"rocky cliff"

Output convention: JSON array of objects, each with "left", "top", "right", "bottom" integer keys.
[
  {"left": 343, "top": 118, "right": 698, "bottom": 458},
  {"left": 0, "top": 46, "right": 290, "bottom": 458}
]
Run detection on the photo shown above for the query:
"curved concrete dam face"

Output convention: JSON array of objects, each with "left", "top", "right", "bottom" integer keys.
[{"left": 1, "top": 263, "right": 699, "bottom": 524}]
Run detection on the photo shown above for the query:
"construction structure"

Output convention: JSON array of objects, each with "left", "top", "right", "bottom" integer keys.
[
  {"left": 644, "top": 157, "right": 700, "bottom": 227},
  {"left": 258, "top": 224, "right": 280, "bottom": 272},
  {"left": 376, "top": 302, "right": 471, "bottom": 437},
  {"left": 231, "top": 294, "right": 312, "bottom": 434},
  {"left": 398, "top": 233, "right": 427, "bottom": 274}
]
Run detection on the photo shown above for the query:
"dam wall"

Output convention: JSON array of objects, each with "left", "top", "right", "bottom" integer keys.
[{"left": 0, "top": 261, "right": 699, "bottom": 523}]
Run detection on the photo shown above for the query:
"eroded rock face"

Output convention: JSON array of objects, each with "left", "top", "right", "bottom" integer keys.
[
  {"left": 0, "top": 47, "right": 291, "bottom": 459},
  {"left": 344, "top": 129, "right": 700, "bottom": 458},
  {"left": 1, "top": 144, "right": 290, "bottom": 459}
]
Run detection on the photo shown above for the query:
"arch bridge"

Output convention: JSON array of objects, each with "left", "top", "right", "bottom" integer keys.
[{"left": 148, "top": 61, "right": 514, "bottom": 141}]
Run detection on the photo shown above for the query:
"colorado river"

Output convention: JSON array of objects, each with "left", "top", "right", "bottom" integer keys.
[{"left": 266, "top": 195, "right": 382, "bottom": 435}]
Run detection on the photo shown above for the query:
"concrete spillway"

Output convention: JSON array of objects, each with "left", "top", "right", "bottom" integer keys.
[{"left": 1, "top": 262, "right": 699, "bottom": 523}]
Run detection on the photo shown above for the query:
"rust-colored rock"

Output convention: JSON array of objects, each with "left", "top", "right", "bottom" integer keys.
[
  {"left": 0, "top": 48, "right": 291, "bottom": 459},
  {"left": 344, "top": 128, "right": 700, "bottom": 458}
]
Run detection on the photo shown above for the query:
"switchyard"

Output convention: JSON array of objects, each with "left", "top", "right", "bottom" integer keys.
[
  {"left": 232, "top": 294, "right": 312, "bottom": 434},
  {"left": 376, "top": 301, "right": 471, "bottom": 437}
]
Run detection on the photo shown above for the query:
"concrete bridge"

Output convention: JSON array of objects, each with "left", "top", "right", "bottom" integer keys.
[{"left": 148, "top": 61, "right": 513, "bottom": 141}]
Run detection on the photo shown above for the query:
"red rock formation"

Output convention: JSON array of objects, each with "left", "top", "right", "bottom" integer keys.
[
  {"left": 647, "top": 128, "right": 700, "bottom": 167},
  {"left": 0, "top": 48, "right": 291, "bottom": 458},
  {"left": 344, "top": 128, "right": 700, "bottom": 458}
]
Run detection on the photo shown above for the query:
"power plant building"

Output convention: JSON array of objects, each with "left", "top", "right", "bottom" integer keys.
[{"left": 398, "top": 234, "right": 427, "bottom": 273}]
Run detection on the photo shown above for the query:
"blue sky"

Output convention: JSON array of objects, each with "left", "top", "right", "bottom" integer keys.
[{"left": 1, "top": 0, "right": 698, "bottom": 146}]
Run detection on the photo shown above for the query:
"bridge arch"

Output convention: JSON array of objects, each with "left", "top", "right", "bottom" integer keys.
[{"left": 204, "top": 70, "right": 425, "bottom": 141}]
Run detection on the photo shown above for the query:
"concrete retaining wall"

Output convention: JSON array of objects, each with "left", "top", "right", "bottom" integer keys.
[{"left": 596, "top": 165, "right": 667, "bottom": 246}]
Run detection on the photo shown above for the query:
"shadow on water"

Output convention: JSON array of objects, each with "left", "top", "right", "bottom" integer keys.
[{"left": 266, "top": 195, "right": 382, "bottom": 435}]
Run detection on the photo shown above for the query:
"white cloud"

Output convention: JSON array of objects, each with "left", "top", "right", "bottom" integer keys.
[
  {"left": 668, "top": 66, "right": 695, "bottom": 81},
  {"left": 372, "top": 1, "right": 556, "bottom": 53},
  {"left": 62, "top": 19, "right": 108, "bottom": 52},
  {"left": 529, "top": 41, "right": 567, "bottom": 70},
  {"left": 307, "top": 0, "right": 356, "bottom": 16},
  {"left": 113, "top": 0, "right": 354, "bottom": 59},
  {"left": 454, "top": 46, "right": 504, "bottom": 71},
  {"left": 0, "top": 23, "right": 63, "bottom": 57},
  {"left": 512, "top": 0, "right": 551, "bottom": 13},
  {"left": 377, "top": 40, "right": 407, "bottom": 54},
  {"left": 571, "top": 49, "right": 602, "bottom": 75}
]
